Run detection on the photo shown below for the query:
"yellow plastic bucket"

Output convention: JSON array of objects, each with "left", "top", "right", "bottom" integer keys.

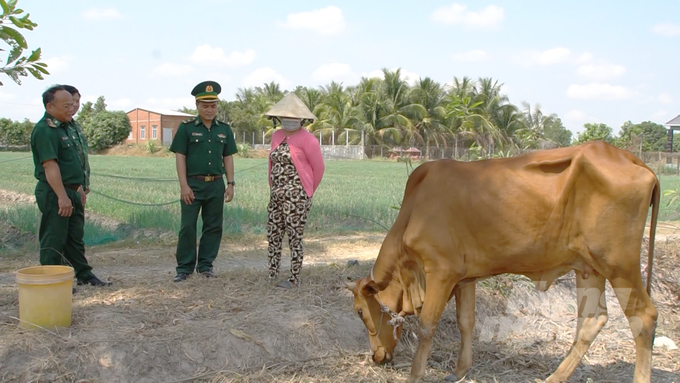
[{"left": 16, "top": 266, "right": 74, "bottom": 329}]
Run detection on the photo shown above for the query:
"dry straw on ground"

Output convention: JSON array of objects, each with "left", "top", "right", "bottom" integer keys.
[{"left": 0, "top": 231, "right": 678, "bottom": 382}]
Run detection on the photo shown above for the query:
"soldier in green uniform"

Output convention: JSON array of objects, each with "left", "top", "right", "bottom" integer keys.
[
  {"left": 170, "top": 81, "right": 237, "bottom": 282},
  {"left": 63, "top": 85, "right": 90, "bottom": 197},
  {"left": 31, "top": 85, "right": 111, "bottom": 286}
]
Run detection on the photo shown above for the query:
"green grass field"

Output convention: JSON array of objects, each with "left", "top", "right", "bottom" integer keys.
[
  {"left": 0, "top": 153, "right": 409, "bottom": 243},
  {"left": 1, "top": 152, "right": 679, "bottom": 247}
]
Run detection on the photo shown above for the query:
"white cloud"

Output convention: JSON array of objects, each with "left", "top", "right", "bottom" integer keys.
[
  {"left": 576, "top": 63, "right": 626, "bottom": 80},
  {"left": 311, "top": 63, "right": 358, "bottom": 83},
  {"left": 564, "top": 110, "right": 588, "bottom": 122},
  {"left": 153, "top": 63, "right": 193, "bottom": 77},
  {"left": 366, "top": 70, "right": 383, "bottom": 79},
  {"left": 400, "top": 69, "right": 420, "bottom": 85},
  {"left": 658, "top": 93, "right": 673, "bottom": 105},
  {"left": 651, "top": 23, "right": 680, "bottom": 37},
  {"left": 566, "top": 83, "right": 634, "bottom": 100},
  {"left": 242, "top": 67, "right": 287, "bottom": 88},
  {"left": 516, "top": 47, "right": 571, "bottom": 66},
  {"left": 190, "top": 45, "right": 256, "bottom": 67},
  {"left": 365, "top": 68, "right": 419, "bottom": 85},
  {"left": 43, "top": 56, "right": 71, "bottom": 74},
  {"left": 452, "top": 50, "right": 489, "bottom": 62},
  {"left": 576, "top": 52, "right": 594, "bottom": 64},
  {"left": 279, "top": 6, "right": 346, "bottom": 35},
  {"left": 562, "top": 110, "right": 598, "bottom": 133},
  {"left": 431, "top": 3, "right": 504, "bottom": 29},
  {"left": 80, "top": 7, "right": 121, "bottom": 21}
]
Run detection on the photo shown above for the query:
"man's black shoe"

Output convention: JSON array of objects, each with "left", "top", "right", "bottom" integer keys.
[
  {"left": 173, "top": 273, "right": 189, "bottom": 282},
  {"left": 200, "top": 269, "right": 216, "bottom": 278},
  {"left": 77, "top": 275, "right": 112, "bottom": 287}
]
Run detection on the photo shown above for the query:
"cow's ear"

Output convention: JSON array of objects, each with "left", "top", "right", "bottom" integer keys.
[
  {"left": 361, "top": 280, "right": 380, "bottom": 296},
  {"left": 344, "top": 281, "right": 357, "bottom": 291}
]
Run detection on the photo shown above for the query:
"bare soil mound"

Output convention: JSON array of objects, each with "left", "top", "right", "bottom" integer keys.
[{"left": 0, "top": 216, "right": 678, "bottom": 381}]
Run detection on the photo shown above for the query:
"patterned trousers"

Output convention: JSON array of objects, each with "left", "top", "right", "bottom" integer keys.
[{"left": 267, "top": 188, "right": 313, "bottom": 284}]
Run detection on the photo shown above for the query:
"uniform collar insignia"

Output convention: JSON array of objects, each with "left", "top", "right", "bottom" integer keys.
[{"left": 46, "top": 117, "right": 58, "bottom": 128}]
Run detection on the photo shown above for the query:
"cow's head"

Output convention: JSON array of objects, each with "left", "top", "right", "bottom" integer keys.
[{"left": 345, "top": 277, "right": 403, "bottom": 364}]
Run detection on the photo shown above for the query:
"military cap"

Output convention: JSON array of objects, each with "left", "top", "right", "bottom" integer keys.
[{"left": 191, "top": 80, "right": 221, "bottom": 102}]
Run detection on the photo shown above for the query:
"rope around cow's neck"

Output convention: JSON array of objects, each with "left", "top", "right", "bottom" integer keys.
[{"left": 370, "top": 268, "right": 406, "bottom": 340}]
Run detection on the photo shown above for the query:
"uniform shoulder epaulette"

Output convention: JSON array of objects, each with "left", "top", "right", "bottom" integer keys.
[
  {"left": 46, "top": 118, "right": 57, "bottom": 128},
  {"left": 182, "top": 117, "right": 197, "bottom": 124},
  {"left": 217, "top": 119, "right": 230, "bottom": 126}
]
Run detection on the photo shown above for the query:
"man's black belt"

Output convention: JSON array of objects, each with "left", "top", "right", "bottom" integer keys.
[
  {"left": 63, "top": 184, "right": 81, "bottom": 191},
  {"left": 190, "top": 175, "right": 222, "bottom": 182}
]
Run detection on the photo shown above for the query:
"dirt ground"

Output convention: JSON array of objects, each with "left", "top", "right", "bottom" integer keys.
[{"left": 0, "top": 192, "right": 679, "bottom": 382}]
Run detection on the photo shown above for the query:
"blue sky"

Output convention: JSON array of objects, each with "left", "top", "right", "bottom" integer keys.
[{"left": 1, "top": 0, "right": 679, "bottom": 135}]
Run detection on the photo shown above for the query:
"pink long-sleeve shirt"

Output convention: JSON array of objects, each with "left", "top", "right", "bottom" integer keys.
[{"left": 269, "top": 129, "right": 325, "bottom": 197}]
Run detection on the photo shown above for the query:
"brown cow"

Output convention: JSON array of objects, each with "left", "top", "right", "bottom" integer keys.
[{"left": 346, "top": 141, "right": 659, "bottom": 383}]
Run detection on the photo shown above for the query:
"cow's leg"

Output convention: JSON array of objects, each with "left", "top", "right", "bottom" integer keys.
[
  {"left": 444, "top": 282, "right": 475, "bottom": 382},
  {"left": 609, "top": 276, "right": 657, "bottom": 383},
  {"left": 408, "top": 274, "right": 458, "bottom": 383},
  {"left": 547, "top": 272, "right": 607, "bottom": 383}
]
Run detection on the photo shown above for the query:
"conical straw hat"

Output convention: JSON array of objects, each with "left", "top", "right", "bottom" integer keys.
[{"left": 264, "top": 93, "right": 316, "bottom": 120}]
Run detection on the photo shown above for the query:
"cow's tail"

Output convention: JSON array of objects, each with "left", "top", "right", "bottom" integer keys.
[{"left": 646, "top": 178, "right": 660, "bottom": 296}]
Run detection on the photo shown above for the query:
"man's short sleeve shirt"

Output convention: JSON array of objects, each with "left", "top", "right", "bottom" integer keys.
[
  {"left": 169, "top": 118, "right": 237, "bottom": 176},
  {"left": 31, "top": 113, "right": 85, "bottom": 185}
]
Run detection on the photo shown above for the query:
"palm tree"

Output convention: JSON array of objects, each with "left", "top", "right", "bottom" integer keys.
[
  {"left": 445, "top": 92, "right": 499, "bottom": 157},
  {"left": 517, "top": 102, "right": 557, "bottom": 149},
  {"left": 294, "top": 86, "right": 323, "bottom": 118},
  {"left": 376, "top": 68, "right": 425, "bottom": 147},
  {"left": 445, "top": 77, "right": 504, "bottom": 157},
  {"left": 352, "top": 77, "right": 386, "bottom": 147},
  {"left": 312, "top": 82, "right": 362, "bottom": 145},
  {"left": 259, "top": 81, "right": 284, "bottom": 102},
  {"left": 409, "top": 77, "right": 447, "bottom": 159}
]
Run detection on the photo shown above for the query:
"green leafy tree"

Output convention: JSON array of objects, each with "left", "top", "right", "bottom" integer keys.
[
  {"left": 76, "top": 101, "right": 94, "bottom": 126},
  {"left": 0, "top": 117, "right": 32, "bottom": 146},
  {"left": 93, "top": 96, "right": 107, "bottom": 113},
  {"left": 312, "top": 82, "right": 363, "bottom": 144},
  {"left": 617, "top": 120, "right": 667, "bottom": 152},
  {"left": 0, "top": 0, "right": 48, "bottom": 85},
  {"left": 75, "top": 96, "right": 131, "bottom": 150},
  {"left": 84, "top": 110, "right": 132, "bottom": 151},
  {"left": 543, "top": 117, "right": 572, "bottom": 147},
  {"left": 575, "top": 123, "right": 614, "bottom": 145},
  {"left": 409, "top": 77, "right": 447, "bottom": 158}
]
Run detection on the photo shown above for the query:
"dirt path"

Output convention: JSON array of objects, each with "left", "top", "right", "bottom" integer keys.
[{"left": 1, "top": 189, "right": 678, "bottom": 382}]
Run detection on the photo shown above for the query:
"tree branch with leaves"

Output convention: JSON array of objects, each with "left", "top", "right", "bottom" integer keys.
[{"left": 0, "top": 0, "right": 48, "bottom": 85}]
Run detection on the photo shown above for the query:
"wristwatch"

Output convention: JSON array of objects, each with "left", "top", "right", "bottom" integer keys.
[{"left": 227, "top": 180, "right": 236, "bottom": 186}]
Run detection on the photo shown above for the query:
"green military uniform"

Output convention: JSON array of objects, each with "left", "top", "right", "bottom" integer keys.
[
  {"left": 31, "top": 112, "right": 94, "bottom": 280},
  {"left": 170, "top": 110, "right": 237, "bottom": 275},
  {"left": 66, "top": 119, "right": 90, "bottom": 191}
]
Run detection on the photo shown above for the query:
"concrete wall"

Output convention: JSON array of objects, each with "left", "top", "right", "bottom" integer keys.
[
  {"left": 252, "top": 144, "right": 365, "bottom": 160},
  {"left": 320, "top": 145, "right": 364, "bottom": 160}
]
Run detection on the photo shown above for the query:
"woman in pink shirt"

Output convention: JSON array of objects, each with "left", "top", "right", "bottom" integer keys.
[{"left": 265, "top": 96, "right": 325, "bottom": 289}]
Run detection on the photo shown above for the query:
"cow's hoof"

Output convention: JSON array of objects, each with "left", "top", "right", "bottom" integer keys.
[{"left": 444, "top": 372, "right": 466, "bottom": 382}]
